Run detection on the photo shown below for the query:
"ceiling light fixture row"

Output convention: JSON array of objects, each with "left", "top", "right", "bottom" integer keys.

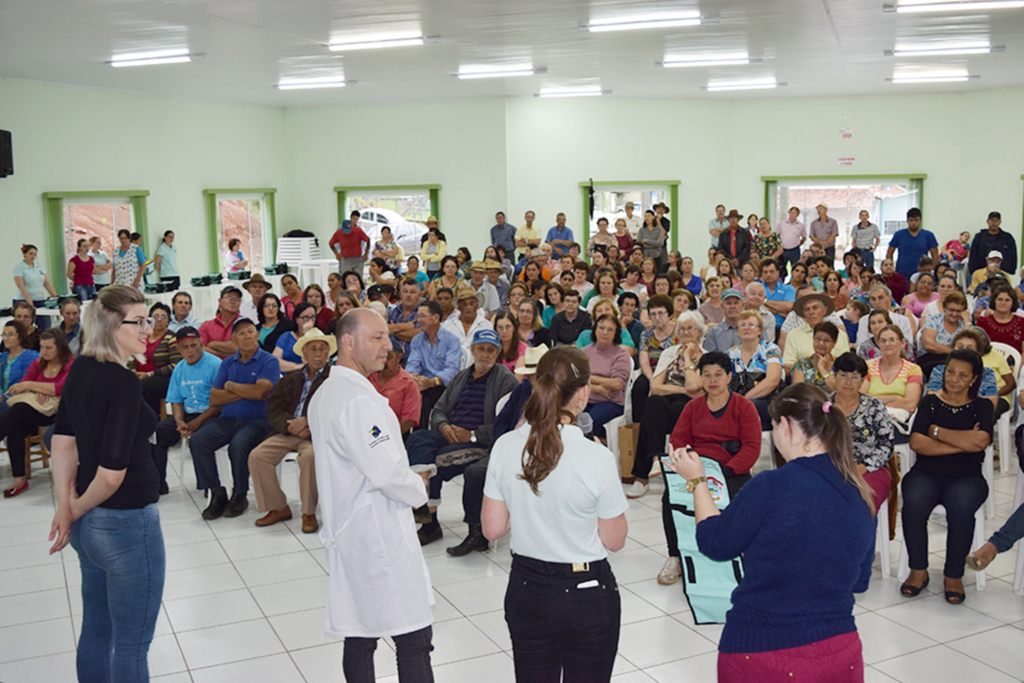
[
  {"left": 276, "top": 76, "right": 352, "bottom": 90},
  {"left": 659, "top": 56, "right": 762, "bottom": 68},
  {"left": 703, "top": 81, "right": 785, "bottom": 92},
  {"left": 884, "top": 45, "right": 1003, "bottom": 56},
  {"left": 108, "top": 49, "right": 195, "bottom": 67},
  {"left": 887, "top": 74, "right": 980, "bottom": 83},
  {"left": 884, "top": 0, "right": 1024, "bottom": 12},
  {"left": 583, "top": 12, "right": 719, "bottom": 32},
  {"left": 327, "top": 36, "right": 439, "bottom": 52}
]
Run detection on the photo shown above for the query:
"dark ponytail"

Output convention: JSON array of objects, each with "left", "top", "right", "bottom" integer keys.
[
  {"left": 519, "top": 346, "right": 591, "bottom": 495},
  {"left": 769, "top": 383, "right": 876, "bottom": 516}
]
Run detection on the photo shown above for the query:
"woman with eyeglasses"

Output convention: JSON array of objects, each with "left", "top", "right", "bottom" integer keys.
[
  {"left": 127, "top": 302, "right": 183, "bottom": 418},
  {"left": 273, "top": 302, "right": 317, "bottom": 372},
  {"left": 257, "top": 293, "right": 296, "bottom": 352},
  {"left": 0, "top": 321, "right": 39, "bottom": 418},
  {"left": 280, "top": 274, "right": 304, "bottom": 318},
  {"left": 49, "top": 285, "right": 164, "bottom": 680},
  {"left": 302, "top": 284, "right": 334, "bottom": 332}
]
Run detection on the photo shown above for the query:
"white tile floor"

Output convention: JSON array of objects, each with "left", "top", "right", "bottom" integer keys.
[{"left": 0, "top": 445, "right": 1022, "bottom": 683}]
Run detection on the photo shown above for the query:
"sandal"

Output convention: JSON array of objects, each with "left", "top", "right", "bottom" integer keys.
[
  {"left": 944, "top": 578, "right": 966, "bottom": 604},
  {"left": 900, "top": 573, "right": 929, "bottom": 597}
]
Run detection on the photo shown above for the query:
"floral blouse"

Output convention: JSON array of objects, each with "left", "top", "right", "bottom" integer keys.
[
  {"left": 727, "top": 341, "right": 783, "bottom": 374},
  {"left": 752, "top": 231, "right": 782, "bottom": 260},
  {"left": 793, "top": 356, "right": 830, "bottom": 391},
  {"left": 829, "top": 392, "right": 894, "bottom": 473}
]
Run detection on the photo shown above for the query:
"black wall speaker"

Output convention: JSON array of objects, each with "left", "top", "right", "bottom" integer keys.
[{"left": 0, "top": 131, "right": 12, "bottom": 178}]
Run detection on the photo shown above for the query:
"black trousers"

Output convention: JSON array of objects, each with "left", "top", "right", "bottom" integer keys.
[
  {"left": 662, "top": 471, "right": 750, "bottom": 558},
  {"left": 631, "top": 393, "right": 690, "bottom": 480},
  {"left": 1, "top": 403, "right": 55, "bottom": 478},
  {"left": 141, "top": 375, "right": 172, "bottom": 418},
  {"left": 152, "top": 412, "right": 200, "bottom": 487},
  {"left": 505, "top": 555, "right": 620, "bottom": 683},
  {"left": 901, "top": 469, "right": 987, "bottom": 579},
  {"left": 630, "top": 375, "right": 651, "bottom": 426},
  {"left": 343, "top": 625, "right": 434, "bottom": 683},
  {"left": 462, "top": 456, "right": 489, "bottom": 527},
  {"left": 418, "top": 386, "right": 445, "bottom": 431}
]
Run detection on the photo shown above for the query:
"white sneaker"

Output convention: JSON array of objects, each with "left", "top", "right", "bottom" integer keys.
[
  {"left": 626, "top": 480, "right": 649, "bottom": 499},
  {"left": 658, "top": 557, "right": 683, "bottom": 585}
]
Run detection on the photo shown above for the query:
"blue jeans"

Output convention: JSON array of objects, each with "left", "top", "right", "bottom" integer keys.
[
  {"left": 344, "top": 626, "right": 434, "bottom": 683},
  {"left": 71, "top": 504, "right": 165, "bottom": 683},
  {"left": 72, "top": 284, "right": 97, "bottom": 302},
  {"left": 859, "top": 251, "right": 875, "bottom": 271},
  {"left": 780, "top": 247, "right": 802, "bottom": 276},
  {"left": 189, "top": 416, "right": 273, "bottom": 493},
  {"left": 584, "top": 401, "right": 624, "bottom": 440}
]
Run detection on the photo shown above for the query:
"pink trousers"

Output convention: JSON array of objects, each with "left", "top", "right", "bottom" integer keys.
[{"left": 718, "top": 631, "right": 864, "bottom": 683}]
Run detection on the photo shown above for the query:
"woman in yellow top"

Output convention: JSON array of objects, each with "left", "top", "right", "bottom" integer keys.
[
  {"left": 863, "top": 324, "right": 923, "bottom": 441},
  {"left": 419, "top": 227, "right": 446, "bottom": 279}
]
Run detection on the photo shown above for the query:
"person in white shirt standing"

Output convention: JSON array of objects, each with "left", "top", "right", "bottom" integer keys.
[
  {"left": 483, "top": 345, "right": 628, "bottom": 682},
  {"left": 776, "top": 206, "right": 807, "bottom": 278},
  {"left": 308, "top": 308, "right": 435, "bottom": 683}
]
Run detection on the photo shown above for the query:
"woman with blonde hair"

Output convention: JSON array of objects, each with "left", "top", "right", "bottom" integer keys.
[
  {"left": 483, "top": 346, "right": 628, "bottom": 682},
  {"left": 49, "top": 284, "right": 164, "bottom": 681}
]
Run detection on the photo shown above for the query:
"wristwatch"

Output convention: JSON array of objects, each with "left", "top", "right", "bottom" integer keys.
[
  {"left": 470, "top": 431, "right": 477, "bottom": 443},
  {"left": 933, "top": 425, "right": 940, "bottom": 439},
  {"left": 686, "top": 476, "right": 707, "bottom": 493}
]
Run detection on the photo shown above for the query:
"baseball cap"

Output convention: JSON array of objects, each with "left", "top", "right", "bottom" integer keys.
[
  {"left": 472, "top": 329, "right": 500, "bottom": 348},
  {"left": 231, "top": 317, "right": 256, "bottom": 333},
  {"left": 721, "top": 288, "right": 743, "bottom": 301},
  {"left": 987, "top": 250, "right": 1003, "bottom": 260},
  {"left": 221, "top": 285, "right": 243, "bottom": 298},
  {"left": 174, "top": 326, "right": 201, "bottom": 342}
]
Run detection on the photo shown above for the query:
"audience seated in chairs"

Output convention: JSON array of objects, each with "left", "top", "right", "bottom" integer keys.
[
  {"left": 917, "top": 291, "right": 968, "bottom": 380},
  {"left": 857, "top": 308, "right": 916, "bottom": 362},
  {"left": 576, "top": 299, "right": 636, "bottom": 356},
  {"left": 627, "top": 310, "right": 707, "bottom": 499},
  {"left": 128, "top": 302, "right": 183, "bottom": 418},
  {"left": 902, "top": 348, "right": 994, "bottom": 604},
  {"left": 782, "top": 292, "right": 850, "bottom": 372},
  {"left": 863, "top": 324, "right": 923, "bottom": 443},
  {"left": 302, "top": 284, "right": 334, "bottom": 332},
  {"left": 0, "top": 321, "right": 39, "bottom": 418},
  {"left": 152, "top": 327, "right": 222, "bottom": 495},
  {"left": 256, "top": 293, "right": 296, "bottom": 353},
  {"left": 238, "top": 273, "right": 271, "bottom": 323},
  {"left": 632, "top": 294, "right": 677, "bottom": 424},
  {"left": 199, "top": 286, "right": 243, "bottom": 359},
  {"left": 975, "top": 282, "right": 1024, "bottom": 351},
  {"left": 516, "top": 297, "right": 550, "bottom": 348},
  {"left": 728, "top": 310, "right": 784, "bottom": 430},
  {"left": 492, "top": 310, "right": 528, "bottom": 373},
  {"left": 168, "top": 291, "right": 201, "bottom": 333},
  {"left": 830, "top": 352, "right": 896, "bottom": 510},
  {"left": 443, "top": 286, "right": 495, "bottom": 366},
  {"left": 57, "top": 298, "right": 82, "bottom": 355},
  {"left": 549, "top": 289, "right": 591, "bottom": 346},
  {"left": 0, "top": 328, "right": 73, "bottom": 498},
  {"left": 274, "top": 302, "right": 317, "bottom": 372},
  {"left": 386, "top": 278, "right": 422, "bottom": 358},
  {"left": 249, "top": 329, "right": 335, "bottom": 534},
  {"left": 855, "top": 285, "right": 917, "bottom": 352},
  {"left": 791, "top": 321, "right": 840, "bottom": 393},
  {"left": 407, "top": 329, "right": 518, "bottom": 546},
  {"left": 581, "top": 313, "right": 633, "bottom": 442},
  {"left": 925, "top": 327, "right": 1011, "bottom": 419},
  {"left": 742, "top": 281, "right": 777, "bottom": 343},
  {"left": 326, "top": 291, "right": 361, "bottom": 335},
  {"left": 703, "top": 288, "right": 746, "bottom": 353},
  {"left": 190, "top": 318, "right": 280, "bottom": 520},
  {"left": 1, "top": 302, "right": 41, "bottom": 353},
  {"left": 369, "top": 342, "right": 422, "bottom": 434},
  {"left": 656, "top": 351, "right": 761, "bottom": 586},
  {"left": 405, "top": 300, "right": 463, "bottom": 430}
]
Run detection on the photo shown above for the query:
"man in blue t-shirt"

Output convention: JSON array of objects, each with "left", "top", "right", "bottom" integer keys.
[
  {"left": 545, "top": 212, "right": 575, "bottom": 258},
  {"left": 152, "top": 327, "right": 222, "bottom": 494},
  {"left": 189, "top": 318, "right": 280, "bottom": 520},
  {"left": 886, "top": 208, "right": 938, "bottom": 281}
]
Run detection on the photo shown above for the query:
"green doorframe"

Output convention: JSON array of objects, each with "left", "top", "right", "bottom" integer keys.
[
  {"left": 41, "top": 190, "right": 151, "bottom": 288},
  {"left": 333, "top": 185, "right": 443, "bottom": 224},
  {"left": 203, "top": 188, "right": 277, "bottom": 273},
  {"left": 761, "top": 174, "right": 928, "bottom": 222},
  {"left": 577, "top": 181, "right": 681, "bottom": 257},
  {"left": 1020, "top": 174, "right": 1024, "bottom": 267}
]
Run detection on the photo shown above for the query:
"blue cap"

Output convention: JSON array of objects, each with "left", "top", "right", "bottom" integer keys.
[
  {"left": 721, "top": 288, "right": 743, "bottom": 301},
  {"left": 472, "top": 329, "right": 501, "bottom": 347}
]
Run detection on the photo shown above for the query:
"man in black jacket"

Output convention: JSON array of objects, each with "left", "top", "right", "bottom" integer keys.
[
  {"left": 248, "top": 329, "right": 334, "bottom": 533},
  {"left": 718, "top": 209, "right": 751, "bottom": 266},
  {"left": 967, "top": 211, "right": 1017, "bottom": 277}
]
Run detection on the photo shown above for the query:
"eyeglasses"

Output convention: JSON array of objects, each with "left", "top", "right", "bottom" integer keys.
[
  {"left": 835, "top": 372, "right": 863, "bottom": 382},
  {"left": 151, "top": 313, "right": 169, "bottom": 321},
  {"left": 223, "top": 297, "right": 242, "bottom": 303},
  {"left": 121, "top": 318, "right": 154, "bottom": 333},
  {"left": 297, "top": 314, "right": 317, "bottom": 322},
  {"left": 737, "top": 323, "right": 761, "bottom": 330}
]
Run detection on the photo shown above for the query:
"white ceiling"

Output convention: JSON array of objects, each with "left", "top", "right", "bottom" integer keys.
[{"left": 2, "top": 0, "right": 1023, "bottom": 108}]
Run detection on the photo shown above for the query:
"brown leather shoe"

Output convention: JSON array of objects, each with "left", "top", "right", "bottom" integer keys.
[
  {"left": 255, "top": 507, "right": 292, "bottom": 527},
  {"left": 302, "top": 514, "right": 319, "bottom": 534}
]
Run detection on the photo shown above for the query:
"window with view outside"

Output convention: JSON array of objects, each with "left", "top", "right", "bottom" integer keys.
[
  {"left": 590, "top": 188, "right": 669, "bottom": 239},
  {"left": 63, "top": 202, "right": 133, "bottom": 266},
  {"left": 770, "top": 182, "right": 920, "bottom": 268},
  {"left": 218, "top": 198, "right": 264, "bottom": 271},
  {"left": 347, "top": 193, "right": 431, "bottom": 258}
]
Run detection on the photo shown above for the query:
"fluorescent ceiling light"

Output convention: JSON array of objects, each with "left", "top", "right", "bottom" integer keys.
[
  {"left": 109, "top": 49, "right": 191, "bottom": 67},
  {"left": 458, "top": 64, "right": 537, "bottom": 79},
  {"left": 587, "top": 12, "right": 701, "bottom": 32},
  {"left": 662, "top": 56, "right": 761, "bottom": 68},
  {"left": 537, "top": 86, "right": 605, "bottom": 98},
  {"left": 886, "top": 45, "right": 999, "bottom": 56},
  {"left": 328, "top": 37, "right": 425, "bottom": 52},
  {"left": 886, "top": 1, "right": 1024, "bottom": 13},
  {"left": 888, "top": 75, "right": 978, "bottom": 83},
  {"left": 705, "top": 81, "right": 781, "bottom": 92},
  {"left": 276, "top": 76, "right": 347, "bottom": 90}
]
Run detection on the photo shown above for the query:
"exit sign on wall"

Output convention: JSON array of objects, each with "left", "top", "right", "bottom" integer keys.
[{"left": 838, "top": 157, "right": 856, "bottom": 166}]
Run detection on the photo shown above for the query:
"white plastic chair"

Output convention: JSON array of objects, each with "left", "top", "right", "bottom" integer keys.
[
  {"left": 877, "top": 495, "right": 891, "bottom": 577},
  {"left": 990, "top": 342, "right": 1020, "bottom": 475},
  {"left": 622, "top": 368, "right": 642, "bottom": 424}
]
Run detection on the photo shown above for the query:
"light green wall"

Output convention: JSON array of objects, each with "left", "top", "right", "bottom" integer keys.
[
  {"left": 3, "top": 78, "right": 1024, "bottom": 298},
  {"left": 0, "top": 78, "right": 285, "bottom": 288}
]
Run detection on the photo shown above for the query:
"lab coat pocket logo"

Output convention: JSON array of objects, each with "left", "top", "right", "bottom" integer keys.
[{"left": 370, "top": 425, "right": 382, "bottom": 438}]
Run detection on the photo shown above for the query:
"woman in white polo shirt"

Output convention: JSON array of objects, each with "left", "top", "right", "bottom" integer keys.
[{"left": 483, "top": 345, "right": 629, "bottom": 682}]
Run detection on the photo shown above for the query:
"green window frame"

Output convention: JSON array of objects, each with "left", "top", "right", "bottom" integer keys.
[
  {"left": 334, "top": 185, "right": 441, "bottom": 225},
  {"left": 203, "top": 188, "right": 277, "bottom": 272},
  {"left": 577, "top": 181, "right": 681, "bottom": 254},
  {"left": 42, "top": 189, "right": 150, "bottom": 287},
  {"left": 761, "top": 174, "right": 927, "bottom": 224}
]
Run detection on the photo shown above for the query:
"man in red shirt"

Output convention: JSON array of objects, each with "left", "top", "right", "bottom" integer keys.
[
  {"left": 369, "top": 343, "right": 422, "bottom": 434},
  {"left": 199, "top": 286, "right": 243, "bottom": 358},
  {"left": 330, "top": 210, "right": 370, "bottom": 274}
]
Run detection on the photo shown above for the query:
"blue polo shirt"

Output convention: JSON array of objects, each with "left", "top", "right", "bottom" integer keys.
[
  {"left": 545, "top": 225, "right": 575, "bottom": 257},
  {"left": 406, "top": 327, "right": 462, "bottom": 386},
  {"left": 764, "top": 280, "right": 796, "bottom": 328},
  {"left": 212, "top": 348, "right": 280, "bottom": 419},
  {"left": 166, "top": 351, "right": 222, "bottom": 415}
]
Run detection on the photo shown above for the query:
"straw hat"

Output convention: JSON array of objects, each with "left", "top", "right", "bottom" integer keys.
[
  {"left": 516, "top": 344, "right": 550, "bottom": 375},
  {"left": 292, "top": 328, "right": 337, "bottom": 356}
]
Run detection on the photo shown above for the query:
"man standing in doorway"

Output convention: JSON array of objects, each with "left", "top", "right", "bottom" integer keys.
[
  {"left": 776, "top": 206, "right": 806, "bottom": 277},
  {"left": 968, "top": 211, "right": 1017, "bottom": 277},
  {"left": 886, "top": 208, "right": 938, "bottom": 282},
  {"left": 308, "top": 308, "right": 434, "bottom": 682},
  {"left": 708, "top": 204, "right": 728, "bottom": 248},
  {"left": 809, "top": 202, "right": 839, "bottom": 264},
  {"left": 850, "top": 211, "right": 880, "bottom": 270},
  {"left": 623, "top": 201, "right": 643, "bottom": 236},
  {"left": 330, "top": 210, "right": 371, "bottom": 274}
]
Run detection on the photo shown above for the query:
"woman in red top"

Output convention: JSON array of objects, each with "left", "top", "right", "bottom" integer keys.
[
  {"left": 128, "top": 303, "right": 182, "bottom": 417},
  {"left": 303, "top": 284, "right": 335, "bottom": 332},
  {"left": 0, "top": 328, "right": 74, "bottom": 497},
  {"left": 280, "top": 274, "right": 303, "bottom": 318},
  {"left": 614, "top": 218, "right": 634, "bottom": 261},
  {"left": 976, "top": 284, "right": 1024, "bottom": 352},
  {"left": 67, "top": 238, "right": 96, "bottom": 302}
]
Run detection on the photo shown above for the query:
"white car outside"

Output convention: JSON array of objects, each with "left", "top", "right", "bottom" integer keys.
[{"left": 357, "top": 207, "right": 428, "bottom": 255}]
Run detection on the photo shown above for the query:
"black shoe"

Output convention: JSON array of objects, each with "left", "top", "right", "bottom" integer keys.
[
  {"left": 900, "top": 573, "right": 930, "bottom": 597},
  {"left": 413, "top": 504, "right": 432, "bottom": 525},
  {"left": 202, "top": 487, "right": 228, "bottom": 520},
  {"left": 418, "top": 520, "right": 443, "bottom": 546},
  {"left": 447, "top": 525, "right": 489, "bottom": 556},
  {"left": 222, "top": 491, "right": 249, "bottom": 518},
  {"left": 158, "top": 481, "right": 169, "bottom": 495}
]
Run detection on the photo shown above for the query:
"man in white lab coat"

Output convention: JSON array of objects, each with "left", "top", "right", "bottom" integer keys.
[{"left": 308, "top": 308, "right": 435, "bottom": 683}]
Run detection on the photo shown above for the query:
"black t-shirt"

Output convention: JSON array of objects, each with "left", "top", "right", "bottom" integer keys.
[
  {"left": 54, "top": 355, "right": 159, "bottom": 509},
  {"left": 910, "top": 393, "right": 993, "bottom": 478}
]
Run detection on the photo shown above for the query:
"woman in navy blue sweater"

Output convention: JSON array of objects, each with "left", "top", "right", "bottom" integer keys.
[{"left": 667, "top": 383, "right": 876, "bottom": 683}]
